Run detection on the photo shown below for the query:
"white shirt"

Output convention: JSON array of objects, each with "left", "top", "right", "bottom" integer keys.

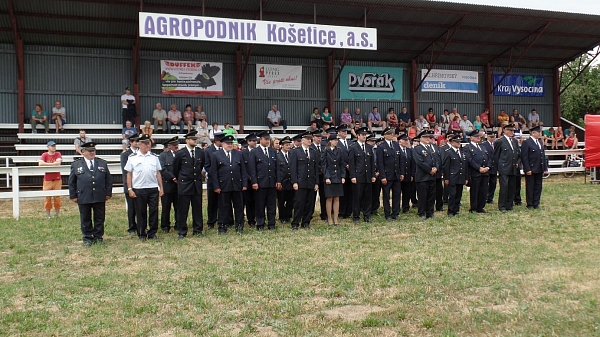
[
  {"left": 504, "top": 135, "right": 514, "bottom": 150},
  {"left": 85, "top": 158, "right": 94, "bottom": 170},
  {"left": 124, "top": 151, "right": 162, "bottom": 189},
  {"left": 121, "top": 94, "right": 135, "bottom": 108}
]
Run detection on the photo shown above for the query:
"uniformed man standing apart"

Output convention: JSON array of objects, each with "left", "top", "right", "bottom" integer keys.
[
  {"left": 210, "top": 135, "right": 247, "bottom": 233},
  {"left": 520, "top": 125, "right": 547, "bottom": 209},
  {"left": 173, "top": 131, "right": 206, "bottom": 238},
  {"left": 348, "top": 127, "right": 376, "bottom": 223},
  {"left": 413, "top": 130, "right": 438, "bottom": 219},
  {"left": 69, "top": 142, "right": 113, "bottom": 246},
  {"left": 493, "top": 124, "right": 520, "bottom": 212},
  {"left": 377, "top": 127, "right": 403, "bottom": 220},
  {"left": 204, "top": 132, "right": 224, "bottom": 229},
  {"left": 276, "top": 136, "right": 295, "bottom": 224},
  {"left": 125, "top": 134, "right": 164, "bottom": 240},
  {"left": 120, "top": 133, "right": 139, "bottom": 235},
  {"left": 481, "top": 131, "right": 497, "bottom": 204},
  {"left": 443, "top": 135, "right": 468, "bottom": 217},
  {"left": 249, "top": 131, "right": 281, "bottom": 230},
  {"left": 398, "top": 133, "right": 415, "bottom": 214},
  {"left": 159, "top": 136, "right": 179, "bottom": 233},
  {"left": 464, "top": 130, "right": 490, "bottom": 213},
  {"left": 289, "top": 132, "right": 319, "bottom": 230},
  {"left": 242, "top": 133, "right": 258, "bottom": 228}
]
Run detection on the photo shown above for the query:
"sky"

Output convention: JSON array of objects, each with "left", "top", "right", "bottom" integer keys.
[{"left": 433, "top": 0, "right": 600, "bottom": 16}]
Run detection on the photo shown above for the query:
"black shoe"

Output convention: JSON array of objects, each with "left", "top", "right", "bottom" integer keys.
[
  {"left": 267, "top": 225, "right": 276, "bottom": 230},
  {"left": 419, "top": 216, "right": 426, "bottom": 220},
  {"left": 138, "top": 236, "right": 147, "bottom": 241},
  {"left": 448, "top": 213, "right": 455, "bottom": 217},
  {"left": 353, "top": 218, "right": 360, "bottom": 224},
  {"left": 256, "top": 225, "right": 265, "bottom": 231},
  {"left": 177, "top": 235, "right": 185, "bottom": 240},
  {"left": 486, "top": 200, "right": 493, "bottom": 204},
  {"left": 469, "top": 210, "right": 476, "bottom": 213},
  {"left": 127, "top": 230, "right": 136, "bottom": 236},
  {"left": 236, "top": 225, "right": 244, "bottom": 233},
  {"left": 364, "top": 217, "right": 371, "bottom": 223},
  {"left": 207, "top": 224, "right": 215, "bottom": 229},
  {"left": 514, "top": 202, "right": 522, "bottom": 206},
  {"left": 320, "top": 216, "right": 327, "bottom": 221},
  {"left": 83, "top": 241, "right": 92, "bottom": 247},
  {"left": 161, "top": 228, "right": 170, "bottom": 233},
  {"left": 333, "top": 223, "right": 339, "bottom": 226},
  {"left": 477, "top": 210, "right": 487, "bottom": 213},
  {"left": 148, "top": 236, "right": 158, "bottom": 240},
  {"left": 426, "top": 215, "right": 434, "bottom": 219},
  {"left": 391, "top": 216, "right": 398, "bottom": 220},
  {"left": 385, "top": 216, "right": 392, "bottom": 220},
  {"left": 500, "top": 209, "right": 507, "bottom": 213},
  {"left": 402, "top": 210, "right": 410, "bottom": 214},
  {"left": 292, "top": 226, "right": 299, "bottom": 231},
  {"left": 527, "top": 206, "right": 534, "bottom": 209}
]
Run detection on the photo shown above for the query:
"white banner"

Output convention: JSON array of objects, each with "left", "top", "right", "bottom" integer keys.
[
  {"left": 256, "top": 64, "right": 302, "bottom": 90},
  {"left": 160, "top": 60, "right": 223, "bottom": 96},
  {"left": 140, "top": 12, "right": 377, "bottom": 50},
  {"left": 421, "top": 69, "right": 479, "bottom": 93}
]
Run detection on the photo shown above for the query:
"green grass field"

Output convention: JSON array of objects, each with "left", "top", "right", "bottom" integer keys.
[{"left": 1, "top": 176, "right": 599, "bottom": 336}]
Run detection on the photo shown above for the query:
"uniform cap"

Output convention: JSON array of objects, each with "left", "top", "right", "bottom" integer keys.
[
  {"left": 382, "top": 126, "right": 395, "bottom": 135},
  {"left": 356, "top": 127, "right": 369, "bottom": 135},
  {"left": 213, "top": 132, "right": 225, "bottom": 142},
  {"left": 245, "top": 133, "right": 258, "bottom": 141},
  {"left": 327, "top": 134, "right": 339, "bottom": 141},
  {"left": 504, "top": 123, "right": 516, "bottom": 131},
  {"left": 164, "top": 136, "right": 179, "bottom": 146},
  {"left": 291, "top": 134, "right": 303, "bottom": 142},
  {"left": 530, "top": 125, "right": 541, "bottom": 132},
  {"left": 257, "top": 130, "right": 271, "bottom": 139},
  {"left": 138, "top": 134, "right": 151, "bottom": 143},
  {"left": 280, "top": 136, "right": 292, "bottom": 144},
  {"left": 82, "top": 142, "right": 96, "bottom": 150},
  {"left": 184, "top": 131, "right": 198, "bottom": 139},
  {"left": 221, "top": 135, "right": 235, "bottom": 143},
  {"left": 468, "top": 130, "right": 481, "bottom": 137},
  {"left": 336, "top": 125, "right": 348, "bottom": 132},
  {"left": 127, "top": 132, "right": 139, "bottom": 140}
]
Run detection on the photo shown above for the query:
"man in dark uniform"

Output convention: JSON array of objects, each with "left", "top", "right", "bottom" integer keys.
[
  {"left": 521, "top": 125, "right": 548, "bottom": 209},
  {"left": 210, "top": 135, "right": 247, "bottom": 233},
  {"left": 439, "top": 138, "right": 451, "bottom": 206},
  {"left": 289, "top": 132, "right": 319, "bottom": 230},
  {"left": 443, "top": 135, "right": 468, "bottom": 217},
  {"left": 310, "top": 130, "right": 327, "bottom": 221},
  {"left": 410, "top": 136, "right": 421, "bottom": 208},
  {"left": 428, "top": 134, "right": 444, "bottom": 212},
  {"left": 514, "top": 136, "right": 524, "bottom": 206},
  {"left": 493, "top": 124, "right": 520, "bottom": 212},
  {"left": 204, "top": 132, "right": 224, "bottom": 229},
  {"left": 480, "top": 131, "right": 497, "bottom": 204},
  {"left": 159, "top": 136, "right": 179, "bottom": 233},
  {"left": 336, "top": 125, "right": 353, "bottom": 218},
  {"left": 464, "top": 130, "right": 490, "bottom": 213},
  {"left": 368, "top": 135, "right": 382, "bottom": 216},
  {"left": 242, "top": 133, "right": 258, "bottom": 228},
  {"left": 377, "top": 127, "right": 403, "bottom": 220},
  {"left": 120, "top": 133, "right": 138, "bottom": 235},
  {"left": 398, "top": 133, "right": 415, "bottom": 213},
  {"left": 413, "top": 130, "right": 438, "bottom": 219},
  {"left": 348, "top": 127, "right": 376, "bottom": 223},
  {"left": 249, "top": 131, "right": 281, "bottom": 230},
  {"left": 276, "top": 136, "right": 294, "bottom": 223},
  {"left": 69, "top": 142, "right": 113, "bottom": 246},
  {"left": 173, "top": 131, "right": 206, "bottom": 238}
]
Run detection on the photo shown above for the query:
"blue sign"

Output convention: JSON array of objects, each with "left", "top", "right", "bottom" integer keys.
[
  {"left": 494, "top": 74, "right": 545, "bottom": 97},
  {"left": 340, "top": 66, "right": 403, "bottom": 100}
]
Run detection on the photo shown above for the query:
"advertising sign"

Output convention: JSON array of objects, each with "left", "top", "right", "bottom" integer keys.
[
  {"left": 256, "top": 64, "right": 302, "bottom": 90},
  {"left": 160, "top": 60, "right": 223, "bottom": 96},
  {"left": 340, "top": 66, "right": 403, "bottom": 100},
  {"left": 493, "top": 74, "right": 545, "bottom": 96},
  {"left": 140, "top": 12, "right": 377, "bottom": 50},
  {"left": 420, "top": 69, "right": 479, "bottom": 93}
]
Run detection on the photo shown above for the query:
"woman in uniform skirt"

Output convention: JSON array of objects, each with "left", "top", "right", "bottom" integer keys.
[{"left": 321, "top": 134, "right": 347, "bottom": 226}]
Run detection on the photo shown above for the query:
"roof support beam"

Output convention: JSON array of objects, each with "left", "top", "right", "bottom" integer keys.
[
  {"left": 559, "top": 49, "right": 600, "bottom": 95},
  {"left": 7, "top": 0, "right": 25, "bottom": 134},
  {"left": 236, "top": 50, "right": 245, "bottom": 132},
  {"left": 132, "top": 0, "right": 143, "bottom": 128}
]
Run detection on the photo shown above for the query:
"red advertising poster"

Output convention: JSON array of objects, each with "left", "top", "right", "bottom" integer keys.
[
  {"left": 161, "top": 60, "right": 223, "bottom": 96},
  {"left": 585, "top": 114, "right": 600, "bottom": 168}
]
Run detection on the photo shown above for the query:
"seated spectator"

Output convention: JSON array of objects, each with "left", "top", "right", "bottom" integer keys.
[
  {"left": 74, "top": 130, "right": 91, "bottom": 155},
  {"left": 448, "top": 116, "right": 462, "bottom": 137},
  {"left": 407, "top": 123, "right": 418, "bottom": 140},
  {"left": 196, "top": 119, "right": 211, "bottom": 146},
  {"left": 415, "top": 115, "right": 428, "bottom": 131},
  {"left": 267, "top": 105, "right": 288, "bottom": 134},
  {"left": 433, "top": 124, "right": 441, "bottom": 139},
  {"left": 31, "top": 103, "right": 49, "bottom": 134},
  {"left": 51, "top": 101, "right": 66, "bottom": 133},
  {"left": 542, "top": 127, "right": 555, "bottom": 149},
  {"left": 311, "top": 108, "right": 322, "bottom": 128},
  {"left": 350, "top": 121, "right": 362, "bottom": 140},
  {"left": 321, "top": 106, "right": 334, "bottom": 125},
  {"left": 497, "top": 109, "right": 509, "bottom": 126},
  {"left": 399, "top": 107, "right": 410, "bottom": 124},
  {"left": 437, "top": 130, "right": 447, "bottom": 146},
  {"left": 554, "top": 126, "right": 564, "bottom": 150},
  {"left": 141, "top": 120, "right": 155, "bottom": 145},
  {"left": 564, "top": 131, "right": 578, "bottom": 149},
  {"left": 183, "top": 104, "right": 195, "bottom": 134},
  {"left": 459, "top": 114, "right": 474, "bottom": 142},
  {"left": 209, "top": 122, "right": 221, "bottom": 140},
  {"left": 322, "top": 121, "right": 332, "bottom": 134},
  {"left": 306, "top": 120, "right": 319, "bottom": 132},
  {"left": 386, "top": 108, "right": 399, "bottom": 128},
  {"left": 511, "top": 109, "right": 527, "bottom": 126},
  {"left": 397, "top": 122, "right": 407, "bottom": 135},
  {"left": 528, "top": 109, "right": 540, "bottom": 129},
  {"left": 152, "top": 103, "right": 167, "bottom": 133},
  {"left": 513, "top": 122, "right": 522, "bottom": 138},
  {"left": 473, "top": 115, "right": 483, "bottom": 132},
  {"left": 194, "top": 105, "right": 207, "bottom": 125},
  {"left": 440, "top": 109, "right": 450, "bottom": 131},
  {"left": 339, "top": 107, "right": 352, "bottom": 128},
  {"left": 122, "top": 120, "right": 137, "bottom": 151},
  {"left": 480, "top": 108, "right": 492, "bottom": 129},
  {"left": 223, "top": 123, "right": 238, "bottom": 137},
  {"left": 368, "top": 107, "right": 386, "bottom": 132},
  {"left": 426, "top": 108, "right": 436, "bottom": 127},
  {"left": 448, "top": 108, "right": 459, "bottom": 125},
  {"left": 167, "top": 104, "right": 184, "bottom": 134},
  {"left": 352, "top": 107, "right": 364, "bottom": 126}
]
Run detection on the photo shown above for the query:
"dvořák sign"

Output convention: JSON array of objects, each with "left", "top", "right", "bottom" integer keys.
[
  {"left": 340, "top": 66, "right": 403, "bottom": 100},
  {"left": 493, "top": 74, "right": 545, "bottom": 97},
  {"left": 139, "top": 12, "right": 377, "bottom": 50}
]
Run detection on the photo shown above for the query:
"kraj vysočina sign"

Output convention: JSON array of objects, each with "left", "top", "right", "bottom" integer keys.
[{"left": 493, "top": 74, "right": 545, "bottom": 97}]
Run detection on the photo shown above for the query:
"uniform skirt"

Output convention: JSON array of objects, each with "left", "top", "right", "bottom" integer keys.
[{"left": 324, "top": 183, "right": 344, "bottom": 198}]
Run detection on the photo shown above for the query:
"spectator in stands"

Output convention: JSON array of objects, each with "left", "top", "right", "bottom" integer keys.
[
  {"left": 528, "top": 109, "right": 540, "bottom": 129},
  {"left": 194, "top": 105, "right": 207, "bottom": 125},
  {"left": 310, "top": 107, "right": 322, "bottom": 128},
  {"left": 74, "top": 130, "right": 92, "bottom": 155},
  {"left": 448, "top": 115, "right": 462, "bottom": 136},
  {"left": 480, "top": 108, "right": 492, "bottom": 130},
  {"left": 449, "top": 108, "right": 459, "bottom": 124},
  {"left": 39, "top": 140, "right": 63, "bottom": 219},
  {"left": 437, "top": 130, "right": 447, "bottom": 146},
  {"left": 397, "top": 122, "right": 407, "bottom": 135},
  {"left": 350, "top": 121, "right": 362, "bottom": 140},
  {"left": 426, "top": 108, "right": 436, "bottom": 127},
  {"left": 511, "top": 109, "right": 527, "bottom": 126},
  {"left": 321, "top": 106, "right": 334, "bottom": 126},
  {"left": 183, "top": 104, "right": 195, "bottom": 134},
  {"left": 306, "top": 120, "right": 319, "bottom": 132},
  {"left": 339, "top": 107, "right": 352, "bottom": 128},
  {"left": 415, "top": 115, "right": 428, "bottom": 132},
  {"left": 386, "top": 108, "right": 399, "bottom": 128},
  {"left": 223, "top": 123, "right": 238, "bottom": 137},
  {"left": 322, "top": 121, "right": 333, "bottom": 135},
  {"left": 542, "top": 127, "right": 555, "bottom": 149},
  {"left": 31, "top": 103, "right": 49, "bottom": 134},
  {"left": 121, "top": 87, "right": 136, "bottom": 127},
  {"left": 433, "top": 124, "right": 442, "bottom": 140},
  {"left": 122, "top": 120, "right": 137, "bottom": 151},
  {"left": 152, "top": 103, "right": 167, "bottom": 133},
  {"left": 497, "top": 109, "right": 510, "bottom": 126},
  {"left": 267, "top": 105, "right": 288, "bottom": 134},
  {"left": 460, "top": 114, "right": 474, "bottom": 142},
  {"left": 141, "top": 120, "right": 155, "bottom": 145},
  {"left": 196, "top": 119, "right": 211, "bottom": 146},
  {"left": 167, "top": 104, "right": 184, "bottom": 134},
  {"left": 399, "top": 107, "right": 410, "bottom": 124},
  {"left": 353, "top": 107, "right": 364, "bottom": 126},
  {"left": 209, "top": 122, "right": 221, "bottom": 141},
  {"left": 367, "top": 107, "right": 385, "bottom": 133},
  {"left": 407, "top": 123, "right": 418, "bottom": 140},
  {"left": 563, "top": 125, "right": 573, "bottom": 138},
  {"left": 440, "top": 109, "right": 450, "bottom": 131},
  {"left": 564, "top": 129, "right": 578, "bottom": 149},
  {"left": 473, "top": 115, "right": 483, "bottom": 132},
  {"left": 52, "top": 101, "right": 66, "bottom": 133},
  {"left": 554, "top": 126, "right": 564, "bottom": 150}
]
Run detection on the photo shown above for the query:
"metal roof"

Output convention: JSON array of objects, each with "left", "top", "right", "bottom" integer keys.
[{"left": 1, "top": 0, "right": 600, "bottom": 68}]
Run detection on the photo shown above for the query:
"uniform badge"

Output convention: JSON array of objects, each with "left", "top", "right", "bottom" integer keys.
[
  {"left": 422, "top": 150, "right": 428, "bottom": 156},
  {"left": 98, "top": 166, "right": 106, "bottom": 172},
  {"left": 77, "top": 167, "right": 83, "bottom": 174}
]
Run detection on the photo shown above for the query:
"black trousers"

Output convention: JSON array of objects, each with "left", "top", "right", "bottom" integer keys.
[
  {"left": 416, "top": 180, "right": 435, "bottom": 218},
  {"left": 160, "top": 191, "right": 178, "bottom": 231},
  {"left": 487, "top": 173, "right": 498, "bottom": 203},
  {"left": 318, "top": 181, "right": 327, "bottom": 219},
  {"left": 469, "top": 175, "right": 489, "bottom": 212},
  {"left": 400, "top": 180, "right": 412, "bottom": 212},
  {"left": 371, "top": 180, "right": 381, "bottom": 214},
  {"left": 340, "top": 180, "right": 353, "bottom": 217},
  {"left": 443, "top": 181, "right": 449, "bottom": 204},
  {"left": 79, "top": 202, "right": 106, "bottom": 243},
  {"left": 125, "top": 192, "right": 137, "bottom": 233},
  {"left": 243, "top": 188, "right": 256, "bottom": 225},
  {"left": 292, "top": 188, "right": 315, "bottom": 228},
  {"left": 514, "top": 172, "right": 522, "bottom": 204},
  {"left": 255, "top": 187, "right": 277, "bottom": 228},
  {"left": 133, "top": 188, "right": 159, "bottom": 239},
  {"left": 177, "top": 194, "right": 204, "bottom": 236},
  {"left": 352, "top": 182, "right": 372, "bottom": 219},
  {"left": 435, "top": 178, "right": 444, "bottom": 211},
  {"left": 381, "top": 179, "right": 401, "bottom": 217},
  {"left": 218, "top": 191, "right": 244, "bottom": 231},
  {"left": 525, "top": 173, "right": 543, "bottom": 207},
  {"left": 446, "top": 184, "right": 464, "bottom": 215},
  {"left": 498, "top": 174, "right": 517, "bottom": 211},
  {"left": 410, "top": 181, "right": 418, "bottom": 207},
  {"left": 277, "top": 189, "right": 295, "bottom": 221},
  {"left": 207, "top": 179, "right": 219, "bottom": 227}
]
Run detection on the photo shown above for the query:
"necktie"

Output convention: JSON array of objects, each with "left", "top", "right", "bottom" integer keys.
[
  {"left": 342, "top": 140, "right": 346, "bottom": 148},
  {"left": 227, "top": 151, "right": 231, "bottom": 162},
  {"left": 476, "top": 144, "right": 481, "bottom": 151},
  {"left": 284, "top": 153, "right": 288, "bottom": 163},
  {"left": 264, "top": 147, "right": 268, "bottom": 157},
  {"left": 89, "top": 160, "right": 94, "bottom": 171},
  {"left": 429, "top": 145, "right": 435, "bottom": 153},
  {"left": 305, "top": 149, "right": 309, "bottom": 159},
  {"left": 490, "top": 141, "right": 494, "bottom": 149},
  {"left": 361, "top": 143, "right": 365, "bottom": 154},
  {"left": 191, "top": 148, "right": 195, "bottom": 159},
  {"left": 537, "top": 139, "right": 542, "bottom": 150},
  {"left": 403, "top": 148, "right": 406, "bottom": 157}
]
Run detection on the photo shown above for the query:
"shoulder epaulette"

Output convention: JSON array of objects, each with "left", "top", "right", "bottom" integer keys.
[
  {"left": 129, "top": 153, "right": 136, "bottom": 157},
  {"left": 73, "top": 157, "right": 82, "bottom": 162},
  {"left": 444, "top": 148, "right": 451, "bottom": 152}
]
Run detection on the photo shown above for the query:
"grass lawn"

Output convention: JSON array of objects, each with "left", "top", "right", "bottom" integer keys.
[{"left": 1, "top": 176, "right": 599, "bottom": 336}]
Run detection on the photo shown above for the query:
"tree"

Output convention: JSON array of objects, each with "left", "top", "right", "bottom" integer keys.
[{"left": 560, "top": 54, "right": 600, "bottom": 127}]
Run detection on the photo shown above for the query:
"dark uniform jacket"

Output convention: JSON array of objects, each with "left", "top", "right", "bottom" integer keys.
[
  {"left": 310, "top": 143, "right": 325, "bottom": 175},
  {"left": 68, "top": 158, "right": 113, "bottom": 203},
  {"left": 210, "top": 149, "right": 247, "bottom": 192},
  {"left": 521, "top": 137, "right": 547, "bottom": 174},
  {"left": 120, "top": 148, "right": 135, "bottom": 193},
  {"left": 248, "top": 146, "right": 279, "bottom": 188},
  {"left": 443, "top": 147, "right": 468, "bottom": 185},
  {"left": 321, "top": 147, "right": 346, "bottom": 183},
  {"left": 173, "top": 146, "right": 205, "bottom": 195},
  {"left": 412, "top": 144, "right": 437, "bottom": 182},
  {"left": 376, "top": 140, "right": 403, "bottom": 181},
  {"left": 430, "top": 143, "right": 443, "bottom": 179},
  {"left": 480, "top": 141, "right": 497, "bottom": 175},
  {"left": 159, "top": 150, "right": 177, "bottom": 193},
  {"left": 348, "top": 142, "right": 376, "bottom": 183},
  {"left": 493, "top": 136, "right": 520, "bottom": 175},
  {"left": 399, "top": 146, "right": 415, "bottom": 181},
  {"left": 464, "top": 143, "right": 490, "bottom": 178},
  {"left": 204, "top": 144, "right": 220, "bottom": 191},
  {"left": 277, "top": 151, "right": 293, "bottom": 190},
  {"left": 289, "top": 146, "right": 319, "bottom": 188},
  {"left": 242, "top": 148, "right": 254, "bottom": 186}
]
